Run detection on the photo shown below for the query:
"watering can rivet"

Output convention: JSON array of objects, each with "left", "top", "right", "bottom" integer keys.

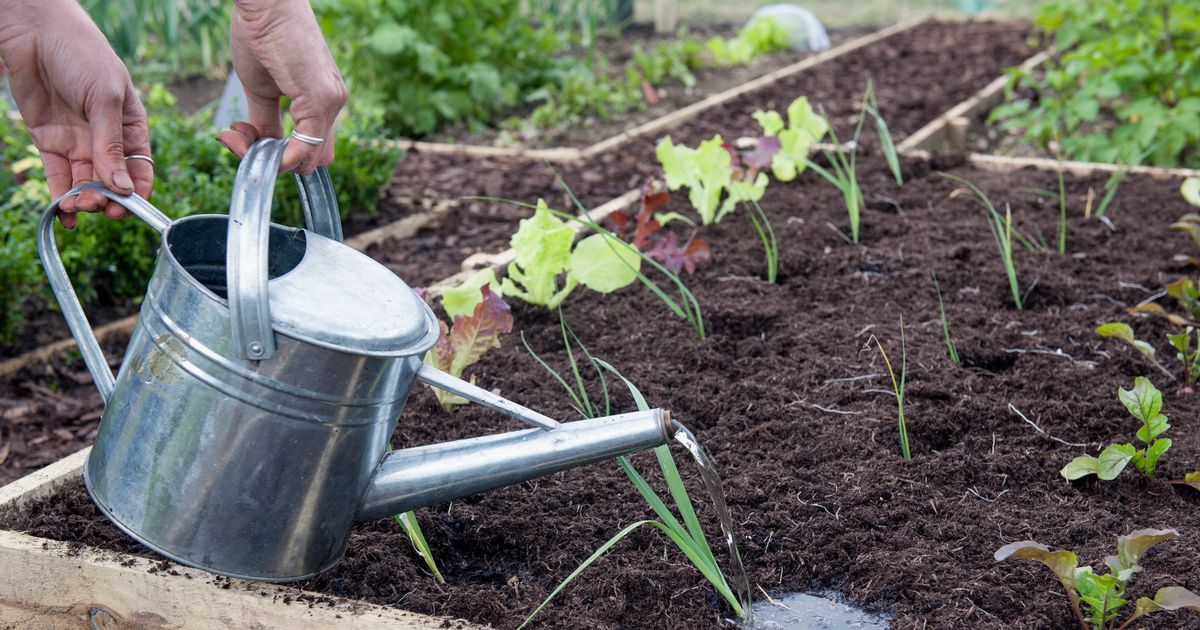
[{"left": 248, "top": 342, "right": 264, "bottom": 357}]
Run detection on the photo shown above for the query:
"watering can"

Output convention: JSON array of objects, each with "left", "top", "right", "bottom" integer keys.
[{"left": 38, "top": 138, "right": 674, "bottom": 582}]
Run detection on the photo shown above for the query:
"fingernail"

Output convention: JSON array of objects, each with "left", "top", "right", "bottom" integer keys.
[{"left": 114, "top": 171, "right": 134, "bottom": 192}]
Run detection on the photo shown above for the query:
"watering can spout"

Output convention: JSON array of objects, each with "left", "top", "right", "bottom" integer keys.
[{"left": 357, "top": 409, "right": 674, "bottom": 522}]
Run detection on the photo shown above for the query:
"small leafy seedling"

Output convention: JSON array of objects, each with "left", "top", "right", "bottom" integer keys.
[
  {"left": 501, "top": 199, "right": 642, "bottom": 309},
  {"left": 1168, "top": 326, "right": 1200, "bottom": 387},
  {"left": 609, "top": 181, "right": 711, "bottom": 275},
  {"left": 1061, "top": 377, "right": 1171, "bottom": 481},
  {"left": 995, "top": 528, "right": 1200, "bottom": 630},
  {"left": 656, "top": 134, "right": 778, "bottom": 281},
  {"left": 421, "top": 277, "right": 514, "bottom": 410},
  {"left": 1183, "top": 178, "right": 1200, "bottom": 206},
  {"left": 1095, "top": 322, "right": 1173, "bottom": 381}
]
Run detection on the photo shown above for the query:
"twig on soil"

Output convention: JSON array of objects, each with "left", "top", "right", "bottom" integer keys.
[
  {"left": 825, "top": 221, "right": 854, "bottom": 244},
  {"left": 822, "top": 373, "right": 883, "bottom": 385},
  {"left": 967, "top": 486, "right": 1009, "bottom": 502},
  {"left": 789, "top": 398, "right": 862, "bottom": 416},
  {"left": 1002, "top": 346, "right": 1098, "bottom": 368},
  {"left": 1008, "top": 403, "right": 1089, "bottom": 447}
]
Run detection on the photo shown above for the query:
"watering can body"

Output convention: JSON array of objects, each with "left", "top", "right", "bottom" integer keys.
[{"left": 38, "top": 139, "right": 672, "bottom": 582}]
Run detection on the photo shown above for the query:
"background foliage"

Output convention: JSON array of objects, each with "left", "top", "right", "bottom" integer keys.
[{"left": 992, "top": 0, "right": 1200, "bottom": 168}]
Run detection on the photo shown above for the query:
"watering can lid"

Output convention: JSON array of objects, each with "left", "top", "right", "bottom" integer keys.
[{"left": 264, "top": 230, "right": 439, "bottom": 356}]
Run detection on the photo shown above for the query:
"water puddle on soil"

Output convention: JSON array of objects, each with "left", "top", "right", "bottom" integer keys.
[
  {"left": 749, "top": 592, "right": 892, "bottom": 629},
  {"left": 672, "top": 422, "right": 890, "bottom": 629}
]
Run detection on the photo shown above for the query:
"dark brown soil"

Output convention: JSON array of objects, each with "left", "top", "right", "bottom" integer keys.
[
  {"left": 427, "top": 24, "right": 865, "bottom": 150},
  {"left": 9, "top": 153, "right": 1200, "bottom": 629}
]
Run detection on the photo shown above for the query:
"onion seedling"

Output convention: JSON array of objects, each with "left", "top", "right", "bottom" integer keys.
[
  {"left": 866, "top": 317, "right": 910, "bottom": 461},
  {"left": 863, "top": 80, "right": 902, "bottom": 186},
  {"left": 941, "top": 173, "right": 1023, "bottom": 310},
  {"left": 804, "top": 109, "right": 864, "bottom": 243},
  {"left": 932, "top": 274, "right": 959, "bottom": 365},
  {"left": 519, "top": 316, "right": 746, "bottom": 626},
  {"left": 384, "top": 446, "right": 445, "bottom": 583}
]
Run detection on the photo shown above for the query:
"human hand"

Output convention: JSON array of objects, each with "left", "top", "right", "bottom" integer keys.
[
  {"left": 0, "top": 0, "right": 153, "bottom": 228},
  {"left": 217, "top": 0, "right": 347, "bottom": 175}
]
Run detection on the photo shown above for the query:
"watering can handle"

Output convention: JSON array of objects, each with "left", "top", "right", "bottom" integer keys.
[
  {"left": 226, "top": 138, "right": 343, "bottom": 360},
  {"left": 37, "top": 184, "right": 172, "bottom": 402}
]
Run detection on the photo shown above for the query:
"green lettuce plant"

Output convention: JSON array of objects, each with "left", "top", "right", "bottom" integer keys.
[
  {"left": 706, "top": 15, "right": 789, "bottom": 66},
  {"left": 751, "top": 96, "right": 828, "bottom": 182},
  {"left": 1061, "top": 377, "right": 1172, "bottom": 481},
  {"left": 500, "top": 199, "right": 641, "bottom": 309},
  {"left": 995, "top": 529, "right": 1200, "bottom": 630},
  {"left": 655, "top": 134, "right": 777, "bottom": 281}
]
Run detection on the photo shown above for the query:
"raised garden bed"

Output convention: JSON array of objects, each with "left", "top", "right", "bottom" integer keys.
[
  {"left": 374, "top": 18, "right": 1036, "bottom": 289},
  {"left": 0, "top": 17, "right": 1035, "bottom": 372},
  {"left": 6, "top": 152, "right": 1200, "bottom": 628}
]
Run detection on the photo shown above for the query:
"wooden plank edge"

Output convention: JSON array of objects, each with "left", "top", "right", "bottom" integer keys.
[
  {"left": 388, "top": 139, "right": 584, "bottom": 163},
  {"left": 966, "top": 153, "right": 1200, "bottom": 180},
  {"left": 0, "top": 204, "right": 457, "bottom": 380},
  {"left": 0, "top": 451, "right": 486, "bottom": 629},
  {"left": 896, "top": 49, "right": 1052, "bottom": 154}
]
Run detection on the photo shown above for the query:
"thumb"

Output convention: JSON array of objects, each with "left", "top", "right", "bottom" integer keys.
[{"left": 85, "top": 87, "right": 136, "bottom": 195}]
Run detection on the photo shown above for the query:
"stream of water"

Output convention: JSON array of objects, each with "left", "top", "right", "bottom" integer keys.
[
  {"left": 672, "top": 422, "right": 891, "bottom": 629},
  {"left": 671, "top": 421, "right": 755, "bottom": 627}
]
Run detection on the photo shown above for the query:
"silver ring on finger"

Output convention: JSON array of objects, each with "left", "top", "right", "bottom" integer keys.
[
  {"left": 124, "top": 154, "right": 154, "bottom": 165},
  {"left": 290, "top": 130, "right": 325, "bottom": 146}
]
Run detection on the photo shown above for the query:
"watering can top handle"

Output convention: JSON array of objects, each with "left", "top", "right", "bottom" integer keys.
[
  {"left": 227, "top": 138, "right": 343, "bottom": 361},
  {"left": 37, "top": 184, "right": 173, "bottom": 402}
]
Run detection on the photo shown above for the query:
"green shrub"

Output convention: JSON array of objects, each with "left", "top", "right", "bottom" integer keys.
[
  {"left": 314, "top": 0, "right": 577, "bottom": 136},
  {"left": 991, "top": 0, "right": 1200, "bottom": 168}
]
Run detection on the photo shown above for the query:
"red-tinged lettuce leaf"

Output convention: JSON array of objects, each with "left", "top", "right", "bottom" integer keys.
[
  {"left": 743, "top": 135, "right": 781, "bottom": 171},
  {"left": 721, "top": 141, "right": 741, "bottom": 168},
  {"left": 611, "top": 183, "right": 670, "bottom": 250},
  {"left": 425, "top": 286, "right": 513, "bottom": 409},
  {"left": 646, "top": 232, "right": 711, "bottom": 275}
]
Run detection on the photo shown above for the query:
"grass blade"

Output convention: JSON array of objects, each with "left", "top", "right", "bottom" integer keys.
[{"left": 393, "top": 511, "right": 445, "bottom": 583}]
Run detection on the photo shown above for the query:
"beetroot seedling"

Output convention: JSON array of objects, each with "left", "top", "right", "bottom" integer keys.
[
  {"left": 1095, "top": 322, "right": 1174, "bottom": 381},
  {"left": 995, "top": 528, "right": 1200, "bottom": 630},
  {"left": 1061, "top": 377, "right": 1171, "bottom": 481},
  {"left": 1167, "top": 326, "right": 1200, "bottom": 387}
]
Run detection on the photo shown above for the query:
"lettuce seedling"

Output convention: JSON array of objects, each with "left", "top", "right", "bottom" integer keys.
[
  {"left": 1061, "top": 377, "right": 1171, "bottom": 481},
  {"left": 657, "top": 136, "right": 732, "bottom": 225},
  {"left": 501, "top": 199, "right": 641, "bottom": 308},
  {"left": 752, "top": 96, "right": 829, "bottom": 182},
  {"left": 995, "top": 528, "right": 1200, "bottom": 630},
  {"left": 423, "top": 285, "right": 513, "bottom": 410},
  {"left": 705, "top": 15, "right": 788, "bottom": 66},
  {"left": 1168, "top": 326, "right": 1200, "bottom": 387},
  {"left": 656, "top": 134, "right": 777, "bottom": 281},
  {"left": 609, "top": 183, "right": 711, "bottom": 275}
]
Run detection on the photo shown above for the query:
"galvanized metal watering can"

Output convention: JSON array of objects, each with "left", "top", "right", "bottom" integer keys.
[{"left": 38, "top": 138, "right": 674, "bottom": 582}]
